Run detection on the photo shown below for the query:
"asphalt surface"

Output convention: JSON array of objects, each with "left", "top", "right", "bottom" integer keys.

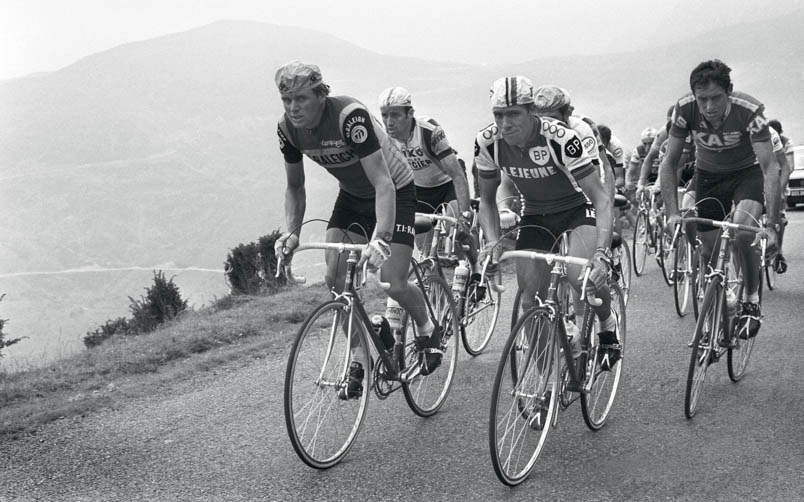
[{"left": 2, "top": 211, "right": 804, "bottom": 501}]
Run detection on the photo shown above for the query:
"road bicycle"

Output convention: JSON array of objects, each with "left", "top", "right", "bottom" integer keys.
[
  {"left": 414, "top": 210, "right": 503, "bottom": 356},
  {"left": 489, "top": 250, "right": 626, "bottom": 485},
  {"left": 632, "top": 187, "right": 673, "bottom": 283},
  {"left": 681, "top": 216, "right": 767, "bottom": 419},
  {"left": 281, "top": 242, "right": 459, "bottom": 468}
]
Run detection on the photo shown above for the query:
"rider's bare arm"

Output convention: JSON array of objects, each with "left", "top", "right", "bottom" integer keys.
[
  {"left": 439, "top": 152, "right": 472, "bottom": 214},
  {"left": 361, "top": 150, "right": 397, "bottom": 237},
  {"left": 283, "top": 159, "right": 307, "bottom": 237},
  {"left": 753, "top": 139, "right": 782, "bottom": 225},
  {"left": 658, "top": 134, "right": 686, "bottom": 218}
]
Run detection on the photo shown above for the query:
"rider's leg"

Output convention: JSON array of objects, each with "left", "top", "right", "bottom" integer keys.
[
  {"left": 733, "top": 200, "right": 764, "bottom": 299},
  {"left": 565, "top": 224, "right": 612, "bottom": 327}
]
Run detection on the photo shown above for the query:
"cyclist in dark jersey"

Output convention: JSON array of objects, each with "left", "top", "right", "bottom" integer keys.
[
  {"left": 273, "top": 61, "right": 445, "bottom": 391},
  {"left": 660, "top": 59, "right": 782, "bottom": 340},
  {"left": 476, "top": 76, "right": 619, "bottom": 370}
]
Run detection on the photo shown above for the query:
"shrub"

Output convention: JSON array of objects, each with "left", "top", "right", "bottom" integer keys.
[
  {"left": 0, "top": 294, "right": 24, "bottom": 358},
  {"left": 224, "top": 229, "right": 287, "bottom": 295},
  {"left": 128, "top": 271, "right": 188, "bottom": 333},
  {"left": 83, "top": 317, "right": 130, "bottom": 348}
]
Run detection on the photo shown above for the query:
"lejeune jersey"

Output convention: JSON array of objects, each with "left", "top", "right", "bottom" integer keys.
[
  {"left": 669, "top": 91, "right": 772, "bottom": 173},
  {"left": 387, "top": 116, "right": 453, "bottom": 188},
  {"left": 278, "top": 96, "right": 413, "bottom": 199},
  {"left": 568, "top": 115, "right": 605, "bottom": 179},
  {"left": 475, "top": 116, "right": 596, "bottom": 215}
]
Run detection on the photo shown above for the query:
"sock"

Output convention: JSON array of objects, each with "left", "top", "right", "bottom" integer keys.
[
  {"left": 745, "top": 292, "right": 759, "bottom": 304},
  {"left": 600, "top": 314, "right": 617, "bottom": 333},
  {"left": 416, "top": 319, "right": 434, "bottom": 338}
]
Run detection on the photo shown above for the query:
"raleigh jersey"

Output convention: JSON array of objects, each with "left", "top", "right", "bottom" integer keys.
[
  {"left": 278, "top": 96, "right": 413, "bottom": 199},
  {"left": 387, "top": 116, "right": 453, "bottom": 188},
  {"left": 669, "top": 91, "right": 771, "bottom": 173},
  {"left": 474, "top": 116, "right": 595, "bottom": 215}
]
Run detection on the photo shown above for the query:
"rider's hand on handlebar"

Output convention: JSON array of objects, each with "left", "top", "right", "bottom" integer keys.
[
  {"left": 753, "top": 226, "right": 778, "bottom": 253},
  {"left": 274, "top": 233, "right": 299, "bottom": 261},
  {"left": 585, "top": 250, "right": 611, "bottom": 291},
  {"left": 499, "top": 208, "right": 520, "bottom": 231},
  {"left": 359, "top": 238, "right": 392, "bottom": 270}
]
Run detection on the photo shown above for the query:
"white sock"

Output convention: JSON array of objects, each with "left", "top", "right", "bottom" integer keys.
[
  {"left": 600, "top": 315, "right": 617, "bottom": 333},
  {"left": 745, "top": 292, "right": 759, "bottom": 304},
  {"left": 416, "top": 319, "right": 434, "bottom": 338}
]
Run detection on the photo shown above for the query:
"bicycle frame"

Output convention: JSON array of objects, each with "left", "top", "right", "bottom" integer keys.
[{"left": 500, "top": 250, "right": 600, "bottom": 395}]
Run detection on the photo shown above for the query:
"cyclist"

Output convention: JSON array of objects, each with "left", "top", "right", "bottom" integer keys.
[
  {"left": 272, "top": 61, "right": 444, "bottom": 399},
  {"left": 660, "top": 59, "right": 782, "bottom": 340},
  {"left": 627, "top": 126, "right": 658, "bottom": 192},
  {"left": 475, "top": 76, "right": 619, "bottom": 370},
  {"left": 597, "top": 124, "right": 626, "bottom": 190},
  {"left": 638, "top": 106, "right": 697, "bottom": 197},
  {"left": 377, "top": 87, "right": 478, "bottom": 274},
  {"left": 768, "top": 119, "right": 793, "bottom": 273}
]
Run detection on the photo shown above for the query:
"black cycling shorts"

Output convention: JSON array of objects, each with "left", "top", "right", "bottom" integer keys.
[
  {"left": 694, "top": 164, "right": 763, "bottom": 230},
  {"left": 515, "top": 204, "right": 597, "bottom": 252},
  {"left": 415, "top": 181, "right": 457, "bottom": 214},
  {"left": 327, "top": 182, "right": 417, "bottom": 247}
]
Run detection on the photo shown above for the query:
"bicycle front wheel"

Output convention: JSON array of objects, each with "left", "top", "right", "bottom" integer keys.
[
  {"left": 685, "top": 277, "right": 723, "bottom": 419},
  {"left": 402, "top": 274, "right": 459, "bottom": 417},
  {"left": 673, "top": 235, "right": 692, "bottom": 317},
  {"left": 461, "top": 267, "right": 503, "bottom": 356},
  {"left": 633, "top": 211, "right": 649, "bottom": 276},
  {"left": 489, "top": 306, "right": 558, "bottom": 486},
  {"left": 764, "top": 255, "right": 776, "bottom": 291},
  {"left": 284, "top": 300, "right": 371, "bottom": 469},
  {"left": 728, "top": 266, "right": 757, "bottom": 382},
  {"left": 581, "top": 282, "right": 626, "bottom": 430},
  {"left": 691, "top": 243, "right": 706, "bottom": 321},
  {"left": 658, "top": 220, "right": 674, "bottom": 286}
]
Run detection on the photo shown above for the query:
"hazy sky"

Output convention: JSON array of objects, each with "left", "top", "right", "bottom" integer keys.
[
  {"left": 2, "top": 0, "right": 677, "bottom": 80},
  {"left": 2, "top": 0, "right": 799, "bottom": 80}
]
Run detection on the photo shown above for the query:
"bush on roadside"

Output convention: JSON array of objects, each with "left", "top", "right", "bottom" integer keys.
[
  {"left": 224, "top": 229, "right": 287, "bottom": 295},
  {"left": 0, "top": 294, "right": 24, "bottom": 358},
  {"left": 83, "top": 317, "right": 130, "bottom": 348},
  {"left": 128, "top": 271, "right": 188, "bottom": 333}
]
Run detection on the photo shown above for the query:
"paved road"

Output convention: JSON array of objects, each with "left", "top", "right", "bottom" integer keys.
[{"left": 3, "top": 212, "right": 804, "bottom": 501}]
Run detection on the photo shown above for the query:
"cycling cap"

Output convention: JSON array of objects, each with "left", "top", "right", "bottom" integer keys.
[
  {"left": 490, "top": 76, "right": 535, "bottom": 108},
  {"left": 640, "top": 127, "right": 658, "bottom": 142},
  {"left": 533, "top": 85, "right": 571, "bottom": 112},
  {"left": 275, "top": 60, "right": 327, "bottom": 93},
  {"left": 378, "top": 87, "right": 413, "bottom": 108}
]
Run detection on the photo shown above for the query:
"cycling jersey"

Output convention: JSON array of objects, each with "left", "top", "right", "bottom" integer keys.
[
  {"left": 606, "top": 136, "right": 625, "bottom": 167},
  {"left": 474, "top": 115, "right": 595, "bottom": 215},
  {"left": 669, "top": 91, "right": 772, "bottom": 173},
  {"left": 387, "top": 116, "right": 454, "bottom": 188},
  {"left": 278, "top": 96, "right": 413, "bottom": 198}
]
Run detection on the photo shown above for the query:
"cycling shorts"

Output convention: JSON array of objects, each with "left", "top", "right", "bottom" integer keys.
[
  {"left": 328, "top": 182, "right": 417, "bottom": 247},
  {"left": 694, "top": 165, "right": 763, "bottom": 231},
  {"left": 415, "top": 181, "right": 456, "bottom": 214},
  {"left": 515, "top": 203, "right": 596, "bottom": 252}
]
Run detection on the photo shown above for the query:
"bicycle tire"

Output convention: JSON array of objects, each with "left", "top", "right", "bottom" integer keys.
[
  {"left": 673, "top": 235, "right": 692, "bottom": 317},
  {"left": 633, "top": 211, "right": 649, "bottom": 276},
  {"left": 685, "top": 276, "right": 723, "bottom": 419},
  {"left": 764, "top": 256, "right": 776, "bottom": 291},
  {"left": 489, "top": 306, "right": 558, "bottom": 486},
  {"left": 461, "top": 267, "right": 503, "bottom": 356},
  {"left": 581, "top": 282, "right": 626, "bottom": 430},
  {"left": 658, "top": 219, "right": 674, "bottom": 286},
  {"left": 619, "top": 240, "right": 633, "bottom": 306},
  {"left": 402, "top": 274, "right": 459, "bottom": 417},
  {"left": 284, "top": 300, "right": 371, "bottom": 469},
  {"left": 728, "top": 265, "right": 757, "bottom": 383},
  {"left": 691, "top": 243, "right": 705, "bottom": 321}
]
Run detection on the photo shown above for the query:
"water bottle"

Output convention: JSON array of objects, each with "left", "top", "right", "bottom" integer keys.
[
  {"left": 385, "top": 297, "right": 405, "bottom": 331},
  {"left": 725, "top": 289, "right": 738, "bottom": 319},
  {"left": 565, "top": 319, "right": 582, "bottom": 359},
  {"left": 452, "top": 260, "right": 470, "bottom": 294},
  {"left": 371, "top": 314, "right": 394, "bottom": 350}
]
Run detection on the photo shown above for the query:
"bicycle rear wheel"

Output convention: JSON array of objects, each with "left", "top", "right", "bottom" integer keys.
[
  {"left": 673, "top": 235, "right": 692, "bottom": 317},
  {"left": 685, "top": 277, "right": 723, "bottom": 419},
  {"left": 728, "top": 263, "right": 757, "bottom": 382},
  {"left": 614, "top": 240, "right": 632, "bottom": 306},
  {"left": 461, "top": 267, "right": 503, "bottom": 356},
  {"left": 402, "top": 274, "right": 459, "bottom": 417},
  {"left": 489, "top": 306, "right": 558, "bottom": 486},
  {"left": 633, "top": 211, "right": 649, "bottom": 276},
  {"left": 284, "top": 300, "right": 371, "bottom": 469},
  {"left": 581, "top": 282, "right": 626, "bottom": 430}
]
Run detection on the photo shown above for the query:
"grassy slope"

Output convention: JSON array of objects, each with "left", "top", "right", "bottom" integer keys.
[{"left": 0, "top": 282, "right": 385, "bottom": 438}]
